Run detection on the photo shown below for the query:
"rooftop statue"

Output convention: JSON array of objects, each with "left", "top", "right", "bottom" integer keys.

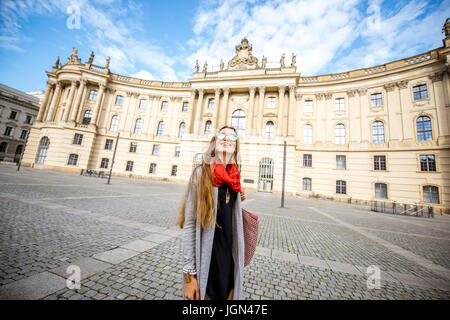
[
  {"left": 227, "top": 38, "right": 259, "bottom": 70},
  {"left": 66, "top": 47, "right": 81, "bottom": 65}
]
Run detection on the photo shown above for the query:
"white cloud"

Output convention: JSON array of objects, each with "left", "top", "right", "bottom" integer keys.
[
  {"left": 184, "top": 0, "right": 450, "bottom": 76},
  {"left": 130, "top": 70, "right": 154, "bottom": 80}
]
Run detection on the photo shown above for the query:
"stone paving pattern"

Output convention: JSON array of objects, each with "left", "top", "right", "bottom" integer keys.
[{"left": 0, "top": 165, "right": 449, "bottom": 300}]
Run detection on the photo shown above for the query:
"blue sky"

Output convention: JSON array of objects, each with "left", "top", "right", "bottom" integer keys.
[{"left": 0, "top": 0, "right": 449, "bottom": 92}]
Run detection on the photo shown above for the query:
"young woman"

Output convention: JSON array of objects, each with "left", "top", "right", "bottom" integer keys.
[{"left": 177, "top": 125, "right": 246, "bottom": 300}]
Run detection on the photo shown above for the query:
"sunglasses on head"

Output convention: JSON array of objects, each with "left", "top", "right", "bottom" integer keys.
[{"left": 216, "top": 132, "right": 238, "bottom": 141}]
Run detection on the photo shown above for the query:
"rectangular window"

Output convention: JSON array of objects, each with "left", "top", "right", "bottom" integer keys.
[
  {"left": 208, "top": 98, "right": 215, "bottom": 108},
  {"left": 423, "top": 186, "right": 439, "bottom": 204},
  {"left": 126, "top": 161, "right": 134, "bottom": 172},
  {"left": 267, "top": 97, "right": 276, "bottom": 108},
  {"left": 303, "top": 178, "right": 311, "bottom": 191},
  {"left": 420, "top": 155, "right": 436, "bottom": 172},
  {"left": 304, "top": 100, "right": 313, "bottom": 113},
  {"left": 149, "top": 163, "right": 157, "bottom": 174},
  {"left": 413, "top": 84, "right": 428, "bottom": 101},
  {"left": 25, "top": 115, "right": 32, "bottom": 124},
  {"left": 4, "top": 126, "right": 12, "bottom": 136},
  {"left": 171, "top": 165, "right": 178, "bottom": 176},
  {"left": 20, "top": 130, "right": 28, "bottom": 140},
  {"left": 335, "top": 98, "right": 345, "bottom": 111},
  {"left": 115, "top": 95, "right": 124, "bottom": 105},
  {"left": 9, "top": 111, "right": 17, "bottom": 120},
  {"left": 139, "top": 99, "right": 147, "bottom": 109},
  {"left": 336, "top": 180, "right": 346, "bottom": 194},
  {"left": 73, "top": 133, "right": 83, "bottom": 145},
  {"left": 303, "top": 154, "right": 312, "bottom": 167},
  {"left": 105, "top": 139, "right": 113, "bottom": 150},
  {"left": 161, "top": 101, "right": 168, "bottom": 111},
  {"left": 68, "top": 154, "right": 78, "bottom": 165},
  {"left": 174, "top": 146, "right": 180, "bottom": 157},
  {"left": 129, "top": 142, "right": 137, "bottom": 153},
  {"left": 336, "top": 155, "right": 346, "bottom": 169},
  {"left": 100, "top": 158, "right": 109, "bottom": 169},
  {"left": 370, "top": 93, "right": 383, "bottom": 107},
  {"left": 182, "top": 102, "right": 188, "bottom": 112},
  {"left": 88, "top": 90, "right": 98, "bottom": 101},
  {"left": 374, "top": 155, "right": 386, "bottom": 171},
  {"left": 375, "top": 183, "right": 388, "bottom": 199},
  {"left": 152, "top": 144, "right": 160, "bottom": 156}
]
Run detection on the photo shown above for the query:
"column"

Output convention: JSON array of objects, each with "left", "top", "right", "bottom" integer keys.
[
  {"left": 429, "top": 72, "right": 449, "bottom": 138},
  {"left": 147, "top": 96, "right": 160, "bottom": 137},
  {"left": 37, "top": 81, "right": 55, "bottom": 122},
  {"left": 212, "top": 88, "right": 221, "bottom": 131},
  {"left": 247, "top": 87, "right": 256, "bottom": 136},
  {"left": 168, "top": 96, "right": 177, "bottom": 137},
  {"left": 257, "top": 86, "right": 265, "bottom": 134},
  {"left": 62, "top": 80, "right": 78, "bottom": 122},
  {"left": 358, "top": 88, "right": 369, "bottom": 143},
  {"left": 99, "top": 87, "right": 115, "bottom": 130},
  {"left": 142, "top": 94, "right": 153, "bottom": 136},
  {"left": 70, "top": 79, "right": 87, "bottom": 122},
  {"left": 221, "top": 88, "right": 230, "bottom": 128},
  {"left": 194, "top": 89, "right": 204, "bottom": 136},
  {"left": 314, "top": 93, "right": 324, "bottom": 143},
  {"left": 277, "top": 86, "right": 286, "bottom": 136},
  {"left": 46, "top": 82, "right": 62, "bottom": 122},
  {"left": 92, "top": 82, "right": 106, "bottom": 127},
  {"left": 287, "top": 85, "right": 296, "bottom": 136},
  {"left": 396, "top": 80, "right": 411, "bottom": 141}
]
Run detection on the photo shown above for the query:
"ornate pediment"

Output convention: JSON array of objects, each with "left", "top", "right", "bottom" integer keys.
[
  {"left": 263, "top": 112, "right": 277, "bottom": 117},
  {"left": 227, "top": 38, "right": 259, "bottom": 70},
  {"left": 65, "top": 47, "right": 81, "bottom": 65}
]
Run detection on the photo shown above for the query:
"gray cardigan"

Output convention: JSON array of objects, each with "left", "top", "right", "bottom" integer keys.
[{"left": 182, "top": 165, "right": 245, "bottom": 300}]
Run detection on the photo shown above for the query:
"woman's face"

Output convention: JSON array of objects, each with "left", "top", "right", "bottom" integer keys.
[{"left": 215, "top": 128, "right": 237, "bottom": 156}]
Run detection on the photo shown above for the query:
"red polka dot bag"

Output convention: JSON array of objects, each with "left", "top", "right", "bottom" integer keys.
[{"left": 242, "top": 208, "right": 259, "bottom": 267}]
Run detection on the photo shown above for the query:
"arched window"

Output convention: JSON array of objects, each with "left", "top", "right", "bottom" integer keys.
[
  {"left": 231, "top": 109, "right": 245, "bottom": 136},
  {"left": 335, "top": 124, "right": 345, "bottom": 144},
  {"left": 193, "top": 153, "right": 203, "bottom": 170},
  {"left": 416, "top": 116, "right": 432, "bottom": 141},
  {"left": 372, "top": 121, "right": 385, "bottom": 143},
  {"left": 35, "top": 137, "right": 50, "bottom": 164},
  {"left": 304, "top": 125, "right": 312, "bottom": 144},
  {"left": 82, "top": 110, "right": 93, "bottom": 125},
  {"left": 134, "top": 118, "right": 143, "bottom": 134},
  {"left": 204, "top": 120, "right": 212, "bottom": 135},
  {"left": 178, "top": 122, "right": 186, "bottom": 139},
  {"left": 0, "top": 142, "right": 7, "bottom": 152},
  {"left": 110, "top": 115, "right": 119, "bottom": 132},
  {"left": 156, "top": 121, "right": 164, "bottom": 136},
  {"left": 265, "top": 121, "right": 274, "bottom": 138}
]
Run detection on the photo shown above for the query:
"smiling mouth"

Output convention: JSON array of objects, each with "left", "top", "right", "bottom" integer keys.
[{"left": 221, "top": 142, "right": 232, "bottom": 147}]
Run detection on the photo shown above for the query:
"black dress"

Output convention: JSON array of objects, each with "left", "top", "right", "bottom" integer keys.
[{"left": 206, "top": 184, "right": 237, "bottom": 300}]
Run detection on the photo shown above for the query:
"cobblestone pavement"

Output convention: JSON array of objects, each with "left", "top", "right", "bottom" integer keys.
[{"left": 0, "top": 165, "right": 449, "bottom": 300}]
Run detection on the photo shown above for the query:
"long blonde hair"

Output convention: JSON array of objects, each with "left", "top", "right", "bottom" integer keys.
[{"left": 177, "top": 125, "right": 240, "bottom": 229}]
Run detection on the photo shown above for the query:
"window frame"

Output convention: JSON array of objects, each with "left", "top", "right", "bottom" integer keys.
[
  {"left": 67, "top": 153, "right": 79, "bottom": 166},
  {"left": 88, "top": 90, "right": 98, "bottom": 101},
  {"left": 73, "top": 133, "right": 83, "bottom": 145},
  {"left": 303, "top": 154, "right": 312, "bottom": 167},
  {"left": 336, "top": 180, "right": 347, "bottom": 195}
]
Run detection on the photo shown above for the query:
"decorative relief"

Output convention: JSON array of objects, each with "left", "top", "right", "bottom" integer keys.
[
  {"left": 428, "top": 71, "right": 444, "bottom": 82},
  {"left": 357, "top": 87, "right": 368, "bottom": 95},
  {"left": 396, "top": 80, "right": 409, "bottom": 89},
  {"left": 324, "top": 92, "right": 333, "bottom": 100},
  {"left": 314, "top": 93, "right": 324, "bottom": 100},
  {"left": 383, "top": 83, "right": 396, "bottom": 92},
  {"left": 346, "top": 89, "right": 358, "bottom": 97},
  {"left": 66, "top": 47, "right": 82, "bottom": 65},
  {"left": 227, "top": 38, "right": 259, "bottom": 70},
  {"left": 295, "top": 93, "right": 303, "bottom": 100},
  {"left": 231, "top": 93, "right": 249, "bottom": 105}
]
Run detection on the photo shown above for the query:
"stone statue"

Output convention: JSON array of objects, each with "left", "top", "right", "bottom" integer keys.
[
  {"left": 203, "top": 61, "right": 208, "bottom": 73},
  {"left": 220, "top": 59, "right": 224, "bottom": 71},
  {"left": 227, "top": 38, "right": 259, "bottom": 70},
  {"left": 261, "top": 56, "right": 267, "bottom": 68},
  {"left": 88, "top": 51, "right": 95, "bottom": 64},
  {"left": 66, "top": 47, "right": 81, "bottom": 65},
  {"left": 291, "top": 52, "right": 296, "bottom": 67},
  {"left": 280, "top": 53, "right": 285, "bottom": 68},
  {"left": 195, "top": 60, "right": 199, "bottom": 72},
  {"left": 105, "top": 56, "right": 110, "bottom": 69},
  {"left": 54, "top": 56, "right": 60, "bottom": 68},
  {"left": 443, "top": 18, "right": 450, "bottom": 38}
]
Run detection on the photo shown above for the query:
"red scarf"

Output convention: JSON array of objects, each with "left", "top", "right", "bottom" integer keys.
[{"left": 209, "top": 158, "right": 241, "bottom": 193}]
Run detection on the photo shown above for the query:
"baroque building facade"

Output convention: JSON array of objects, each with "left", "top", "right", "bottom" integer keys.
[
  {"left": 0, "top": 83, "right": 39, "bottom": 163},
  {"left": 22, "top": 21, "right": 450, "bottom": 213}
]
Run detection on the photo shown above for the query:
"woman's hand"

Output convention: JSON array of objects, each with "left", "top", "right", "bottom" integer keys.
[
  {"left": 184, "top": 275, "right": 200, "bottom": 300},
  {"left": 241, "top": 188, "right": 246, "bottom": 202}
]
